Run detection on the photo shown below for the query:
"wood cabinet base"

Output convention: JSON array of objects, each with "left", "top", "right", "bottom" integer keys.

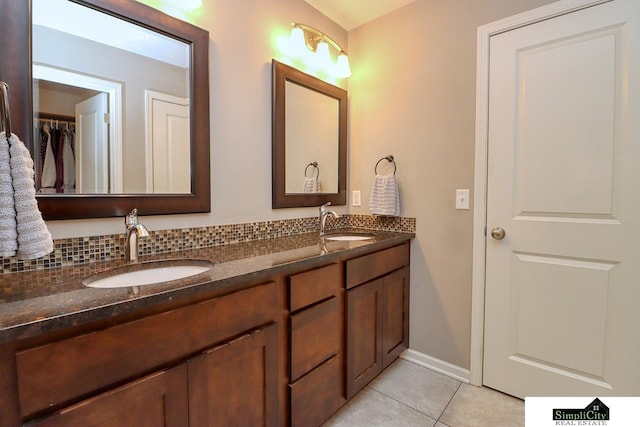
[
  {"left": 346, "top": 250, "right": 410, "bottom": 399},
  {"left": 0, "top": 240, "right": 412, "bottom": 427}
]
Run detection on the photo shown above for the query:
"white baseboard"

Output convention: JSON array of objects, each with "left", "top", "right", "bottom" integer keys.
[{"left": 401, "top": 349, "right": 470, "bottom": 383}]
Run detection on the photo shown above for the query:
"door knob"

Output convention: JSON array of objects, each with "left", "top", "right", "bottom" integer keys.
[{"left": 491, "top": 227, "right": 506, "bottom": 240}]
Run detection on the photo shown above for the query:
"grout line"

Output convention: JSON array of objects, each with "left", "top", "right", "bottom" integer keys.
[
  {"left": 368, "top": 387, "right": 440, "bottom": 425},
  {"left": 437, "top": 382, "right": 463, "bottom": 424},
  {"left": 368, "top": 359, "right": 464, "bottom": 425}
]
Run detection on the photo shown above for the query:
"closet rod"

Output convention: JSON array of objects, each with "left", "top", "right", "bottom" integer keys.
[
  {"left": 36, "top": 118, "right": 75, "bottom": 126},
  {"left": 37, "top": 112, "right": 75, "bottom": 122}
]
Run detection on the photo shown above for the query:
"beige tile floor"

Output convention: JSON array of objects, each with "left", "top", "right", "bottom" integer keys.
[{"left": 323, "top": 359, "right": 524, "bottom": 427}]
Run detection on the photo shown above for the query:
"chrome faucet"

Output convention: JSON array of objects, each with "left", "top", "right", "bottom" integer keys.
[
  {"left": 319, "top": 202, "right": 340, "bottom": 237},
  {"left": 125, "top": 208, "right": 149, "bottom": 263}
]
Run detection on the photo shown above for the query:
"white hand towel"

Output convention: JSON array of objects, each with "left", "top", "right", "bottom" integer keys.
[
  {"left": 8, "top": 132, "right": 54, "bottom": 260},
  {"left": 302, "top": 177, "right": 321, "bottom": 193},
  {"left": 369, "top": 174, "right": 400, "bottom": 217},
  {"left": 0, "top": 132, "right": 17, "bottom": 257}
]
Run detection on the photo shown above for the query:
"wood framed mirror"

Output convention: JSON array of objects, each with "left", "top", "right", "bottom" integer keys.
[
  {"left": 0, "top": 0, "right": 210, "bottom": 220},
  {"left": 272, "top": 60, "right": 347, "bottom": 208}
]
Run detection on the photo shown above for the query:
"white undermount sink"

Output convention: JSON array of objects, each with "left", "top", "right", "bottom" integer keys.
[
  {"left": 323, "top": 233, "right": 375, "bottom": 241},
  {"left": 83, "top": 259, "right": 214, "bottom": 289}
]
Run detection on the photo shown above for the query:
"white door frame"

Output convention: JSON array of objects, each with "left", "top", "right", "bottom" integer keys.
[
  {"left": 33, "top": 64, "right": 123, "bottom": 192},
  {"left": 469, "top": 0, "right": 613, "bottom": 386}
]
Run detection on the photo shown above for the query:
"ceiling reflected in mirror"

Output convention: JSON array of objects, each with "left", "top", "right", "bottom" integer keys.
[{"left": 33, "top": 0, "right": 190, "bottom": 68}]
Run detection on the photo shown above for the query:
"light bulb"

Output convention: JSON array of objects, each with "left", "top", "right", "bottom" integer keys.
[
  {"left": 335, "top": 53, "right": 351, "bottom": 78},
  {"left": 289, "top": 27, "right": 307, "bottom": 57},
  {"left": 315, "top": 40, "right": 331, "bottom": 70}
]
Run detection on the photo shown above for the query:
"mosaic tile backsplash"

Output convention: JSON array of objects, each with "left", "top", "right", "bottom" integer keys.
[{"left": 2, "top": 215, "right": 415, "bottom": 275}]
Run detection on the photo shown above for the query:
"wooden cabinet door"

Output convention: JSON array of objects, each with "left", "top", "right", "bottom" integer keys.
[
  {"left": 28, "top": 364, "right": 188, "bottom": 427},
  {"left": 346, "top": 266, "right": 410, "bottom": 399},
  {"left": 188, "top": 324, "right": 279, "bottom": 427},
  {"left": 345, "top": 278, "right": 383, "bottom": 399},
  {"left": 382, "top": 267, "right": 409, "bottom": 368}
]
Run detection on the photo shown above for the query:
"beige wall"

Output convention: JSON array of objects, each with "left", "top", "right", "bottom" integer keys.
[{"left": 348, "top": 0, "right": 557, "bottom": 369}]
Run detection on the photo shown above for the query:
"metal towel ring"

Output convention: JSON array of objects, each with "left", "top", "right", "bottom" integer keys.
[
  {"left": 374, "top": 155, "right": 396, "bottom": 175},
  {"left": 0, "top": 82, "right": 12, "bottom": 137},
  {"left": 305, "top": 162, "right": 320, "bottom": 179}
]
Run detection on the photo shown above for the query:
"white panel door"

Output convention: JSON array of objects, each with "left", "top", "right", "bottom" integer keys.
[
  {"left": 484, "top": 0, "right": 640, "bottom": 398},
  {"left": 75, "top": 92, "right": 109, "bottom": 193},
  {"left": 145, "top": 91, "right": 190, "bottom": 193}
]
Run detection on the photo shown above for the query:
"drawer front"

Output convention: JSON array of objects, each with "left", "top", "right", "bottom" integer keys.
[
  {"left": 289, "top": 263, "right": 341, "bottom": 312},
  {"left": 290, "top": 355, "right": 345, "bottom": 427},
  {"left": 290, "top": 297, "right": 340, "bottom": 382},
  {"left": 28, "top": 365, "right": 188, "bottom": 427},
  {"left": 16, "top": 282, "right": 278, "bottom": 418},
  {"left": 346, "top": 243, "right": 409, "bottom": 289}
]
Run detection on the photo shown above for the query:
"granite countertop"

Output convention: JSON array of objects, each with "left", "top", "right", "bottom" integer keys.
[{"left": 0, "top": 229, "right": 413, "bottom": 344}]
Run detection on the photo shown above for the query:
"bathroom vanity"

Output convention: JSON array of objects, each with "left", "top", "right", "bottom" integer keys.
[{"left": 0, "top": 231, "right": 411, "bottom": 427}]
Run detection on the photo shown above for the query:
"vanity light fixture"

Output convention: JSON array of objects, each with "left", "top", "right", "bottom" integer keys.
[{"left": 285, "top": 23, "right": 351, "bottom": 78}]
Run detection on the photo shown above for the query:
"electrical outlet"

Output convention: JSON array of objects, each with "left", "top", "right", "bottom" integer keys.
[
  {"left": 456, "top": 189, "right": 470, "bottom": 210},
  {"left": 352, "top": 190, "right": 361, "bottom": 207}
]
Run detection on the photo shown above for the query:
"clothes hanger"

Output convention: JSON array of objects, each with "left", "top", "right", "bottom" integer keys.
[{"left": 0, "top": 81, "right": 12, "bottom": 138}]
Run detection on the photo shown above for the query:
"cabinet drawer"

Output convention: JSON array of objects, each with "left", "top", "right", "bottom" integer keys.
[
  {"left": 346, "top": 243, "right": 409, "bottom": 289},
  {"left": 16, "top": 282, "right": 278, "bottom": 418},
  {"left": 289, "top": 263, "right": 341, "bottom": 311},
  {"left": 290, "top": 297, "right": 340, "bottom": 382},
  {"left": 290, "top": 355, "right": 345, "bottom": 427},
  {"left": 28, "top": 365, "right": 188, "bottom": 427}
]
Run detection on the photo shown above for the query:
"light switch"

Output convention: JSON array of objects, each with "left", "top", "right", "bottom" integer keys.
[
  {"left": 352, "top": 190, "right": 362, "bottom": 207},
  {"left": 456, "top": 189, "right": 470, "bottom": 210}
]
